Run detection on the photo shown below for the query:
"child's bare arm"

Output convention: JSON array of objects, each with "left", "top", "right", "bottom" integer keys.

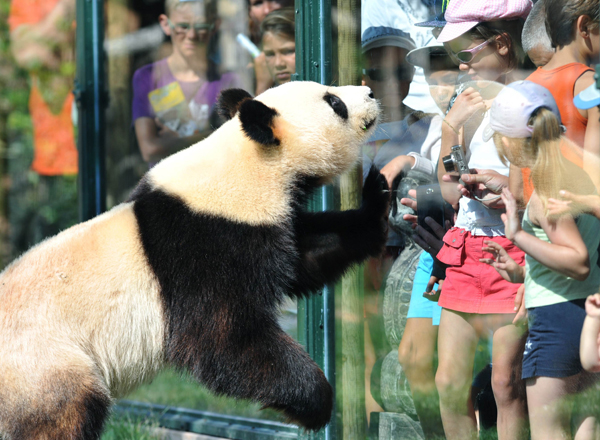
[
  {"left": 503, "top": 189, "right": 591, "bottom": 281},
  {"left": 576, "top": 71, "right": 600, "bottom": 192},
  {"left": 380, "top": 155, "right": 416, "bottom": 189},
  {"left": 580, "top": 293, "right": 600, "bottom": 372}
]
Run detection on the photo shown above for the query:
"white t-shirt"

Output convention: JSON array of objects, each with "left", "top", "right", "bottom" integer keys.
[{"left": 453, "top": 112, "right": 508, "bottom": 236}]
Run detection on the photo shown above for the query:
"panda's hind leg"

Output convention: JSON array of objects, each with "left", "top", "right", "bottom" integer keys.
[{"left": 1, "top": 366, "right": 111, "bottom": 440}]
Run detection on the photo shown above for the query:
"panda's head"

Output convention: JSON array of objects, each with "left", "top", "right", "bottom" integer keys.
[{"left": 219, "top": 81, "right": 379, "bottom": 183}]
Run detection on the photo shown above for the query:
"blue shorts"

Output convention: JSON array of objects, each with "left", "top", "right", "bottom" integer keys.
[
  {"left": 407, "top": 252, "right": 443, "bottom": 326},
  {"left": 522, "top": 298, "right": 587, "bottom": 380}
]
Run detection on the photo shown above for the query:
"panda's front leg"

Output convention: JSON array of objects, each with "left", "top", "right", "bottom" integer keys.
[
  {"left": 291, "top": 166, "right": 389, "bottom": 296},
  {"left": 179, "top": 317, "right": 333, "bottom": 431}
]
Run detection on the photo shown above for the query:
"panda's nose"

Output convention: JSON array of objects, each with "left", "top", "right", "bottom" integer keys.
[{"left": 368, "top": 90, "right": 374, "bottom": 99}]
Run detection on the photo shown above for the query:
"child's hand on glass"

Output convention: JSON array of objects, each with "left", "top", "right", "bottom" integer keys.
[
  {"left": 444, "top": 87, "right": 486, "bottom": 129},
  {"left": 500, "top": 188, "right": 521, "bottom": 241},
  {"left": 480, "top": 239, "right": 525, "bottom": 284},
  {"left": 585, "top": 293, "right": 600, "bottom": 319}
]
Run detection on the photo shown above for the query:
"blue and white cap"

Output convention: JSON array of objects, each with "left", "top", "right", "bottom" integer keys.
[
  {"left": 361, "top": 26, "right": 416, "bottom": 52},
  {"left": 574, "top": 83, "right": 600, "bottom": 110},
  {"left": 483, "top": 80, "right": 564, "bottom": 141}
]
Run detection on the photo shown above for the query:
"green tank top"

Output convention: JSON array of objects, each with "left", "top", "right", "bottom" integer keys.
[{"left": 522, "top": 204, "right": 600, "bottom": 308}]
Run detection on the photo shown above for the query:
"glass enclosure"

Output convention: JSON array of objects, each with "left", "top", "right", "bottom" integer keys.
[{"left": 1, "top": 0, "right": 599, "bottom": 438}]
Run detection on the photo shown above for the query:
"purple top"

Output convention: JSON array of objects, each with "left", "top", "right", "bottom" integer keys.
[{"left": 132, "top": 58, "right": 241, "bottom": 136}]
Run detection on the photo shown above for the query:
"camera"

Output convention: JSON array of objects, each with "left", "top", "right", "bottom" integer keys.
[
  {"left": 416, "top": 184, "right": 446, "bottom": 238},
  {"left": 442, "top": 145, "right": 470, "bottom": 185}
]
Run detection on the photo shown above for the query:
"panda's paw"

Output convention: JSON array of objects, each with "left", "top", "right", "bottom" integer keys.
[
  {"left": 362, "top": 165, "right": 390, "bottom": 220},
  {"left": 359, "top": 166, "right": 389, "bottom": 256},
  {"left": 283, "top": 370, "right": 333, "bottom": 431}
]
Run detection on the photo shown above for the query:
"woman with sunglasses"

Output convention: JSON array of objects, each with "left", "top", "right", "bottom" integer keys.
[
  {"left": 132, "top": 0, "right": 240, "bottom": 168},
  {"left": 431, "top": 1, "right": 533, "bottom": 439}
]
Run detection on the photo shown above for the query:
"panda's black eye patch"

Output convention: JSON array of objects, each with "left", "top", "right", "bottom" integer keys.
[{"left": 324, "top": 93, "right": 348, "bottom": 120}]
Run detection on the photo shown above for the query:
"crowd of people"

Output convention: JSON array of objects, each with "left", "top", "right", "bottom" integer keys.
[
  {"left": 131, "top": 0, "right": 295, "bottom": 168},
  {"left": 370, "top": 0, "right": 600, "bottom": 439}
]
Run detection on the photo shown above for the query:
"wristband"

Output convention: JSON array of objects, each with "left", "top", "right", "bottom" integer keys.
[{"left": 443, "top": 119, "right": 459, "bottom": 135}]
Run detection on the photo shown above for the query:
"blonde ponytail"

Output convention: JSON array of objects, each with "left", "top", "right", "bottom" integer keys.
[
  {"left": 528, "top": 107, "right": 566, "bottom": 208},
  {"left": 493, "top": 107, "right": 595, "bottom": 217},
  {"left": 528, "top": 108, "right": 596, "bottom": 216}
]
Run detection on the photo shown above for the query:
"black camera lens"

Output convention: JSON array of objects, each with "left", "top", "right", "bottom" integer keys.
[{"left": 442, "top": 154, "right": 455, "bottom": 172}]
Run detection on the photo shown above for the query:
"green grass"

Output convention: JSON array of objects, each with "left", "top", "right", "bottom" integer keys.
[
  {"left": 101, "top": 416, "right": 164, "bottom": 440},
  {"left": 122, "top": 367, "right": 286, "bottom": 422}
]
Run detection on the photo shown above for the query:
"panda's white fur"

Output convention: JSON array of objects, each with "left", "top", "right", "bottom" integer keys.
[
  {"left": 0, "top": 205, "right": 165, "bottom": 392},
  {"left": 0, "top": 81, "right": 386, "bottom": 439},
  {"left": 151, "top": 82, "right": 379, "bottom": 224}
]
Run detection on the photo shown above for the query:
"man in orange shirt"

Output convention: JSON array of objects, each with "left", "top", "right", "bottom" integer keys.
[{"left": 8, "top": 0, "right": 78, "bottom": 254}]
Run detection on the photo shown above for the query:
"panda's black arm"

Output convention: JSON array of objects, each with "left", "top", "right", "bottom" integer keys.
[{"left": 290, "top": 167, "right": 389, "bottom": 296}]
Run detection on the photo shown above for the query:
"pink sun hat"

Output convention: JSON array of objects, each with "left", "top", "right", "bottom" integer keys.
[{"left": 436, "top": 0, "right": 533, "bottom": 43}]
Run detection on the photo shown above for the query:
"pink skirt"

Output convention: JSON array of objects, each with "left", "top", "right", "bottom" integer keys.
[{"left": 437, "top": 227, "right": 525, "bottom": 314}]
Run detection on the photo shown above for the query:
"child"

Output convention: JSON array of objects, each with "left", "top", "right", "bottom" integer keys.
[
  {"left": 482, "top": 80, "right": 600, "bottom": 440},
  {"left": 520, "top": 0, "right": 600, "bottom": 200},
  {"left": 132, "top": 0, "right": 239, "bottom": 167},
  {"left": 433, "top": 0, "right": 532, "bottom": 438},
  {"left": 260, "top": 8, "right": 295, "bottom": 88}
]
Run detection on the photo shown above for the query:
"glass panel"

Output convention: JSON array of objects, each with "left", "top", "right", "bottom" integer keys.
[
  {"left": 354, "top": 1, "right": 600, "bottom": 440},
  {"left": 103, "top": 0, "right": 296, "bottom": 424},
  {"left": 1, "top": 0, "right": 79, "bottom": 267}
]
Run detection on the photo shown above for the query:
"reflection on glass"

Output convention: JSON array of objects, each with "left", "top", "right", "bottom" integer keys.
[
  {"left": 131, "top": 0, "right": 240, "bottom": 168},
  {"left": 261, "top": 7, "right": 295, "bottom": 88},
  {"left": 6, "top": 0, "right": 78, "bottom": 262}
]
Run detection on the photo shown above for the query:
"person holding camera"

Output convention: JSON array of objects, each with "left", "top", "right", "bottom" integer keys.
[{"left": 432, "top": 1, "right": 533, "bottom": 439}]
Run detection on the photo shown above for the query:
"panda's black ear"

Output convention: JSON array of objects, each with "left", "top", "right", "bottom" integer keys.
[
  {"left": 239, "top": 99, "right": 280, "bottom": 146},
  {"left": 217, "top": 88, "right": 253, "bottom": 120}
]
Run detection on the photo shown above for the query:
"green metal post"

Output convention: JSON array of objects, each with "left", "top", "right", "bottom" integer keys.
[
  {"left": 75, "top": 0, "right": 107, "bottom": 221},
  {"left": 295, "top": 1, "right": 336, "bottom": 439}
]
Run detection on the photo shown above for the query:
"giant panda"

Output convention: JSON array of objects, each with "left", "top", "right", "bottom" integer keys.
[{"left": 0, "top": 81, "right": 389, "bottom": 439}]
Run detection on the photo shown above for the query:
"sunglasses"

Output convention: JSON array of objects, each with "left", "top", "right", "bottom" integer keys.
[
  {"left": 447, "top": 39, "right": 492, "bottom": 65},
  {"left": 362, "top": 66, "right": 414, "bottom": 82},
  {"left": 168, "top": 19, "right": 214, "bottom": 34}
]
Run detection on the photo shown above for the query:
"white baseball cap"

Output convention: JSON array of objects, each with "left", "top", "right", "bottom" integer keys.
[
  {"left": 406, "top": 37, "right": 450, "bottom": 68},
  {"left": 482, "top": 80, "right": 564, "bottom": 142}
]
